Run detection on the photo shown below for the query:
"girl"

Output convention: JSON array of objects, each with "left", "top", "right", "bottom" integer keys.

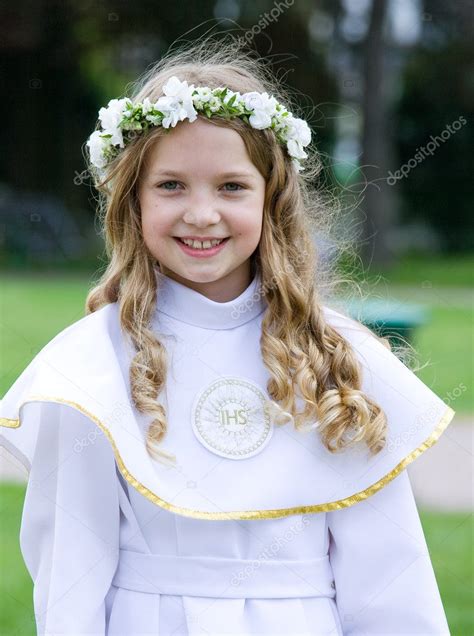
[{"left": 1, "top": 37, "right": 454, "bottom": 635}]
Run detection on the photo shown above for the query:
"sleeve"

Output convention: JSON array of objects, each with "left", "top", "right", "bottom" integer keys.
[
  {"left": 327, "top": 467, "right": 451, "bottom": 635},
  {"left": 11, "top": 401, "right": 120, "bottom": 635}
]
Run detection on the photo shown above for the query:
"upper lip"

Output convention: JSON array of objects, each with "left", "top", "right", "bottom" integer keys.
[{"left": 175, "top": 236, "right": 229, "bottom": 241}]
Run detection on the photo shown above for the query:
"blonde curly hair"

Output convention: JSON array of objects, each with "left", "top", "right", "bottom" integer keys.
[{"left": 84, "top": 34, "right": 391, "bottom": 466}]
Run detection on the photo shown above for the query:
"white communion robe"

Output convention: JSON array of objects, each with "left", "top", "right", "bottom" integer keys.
[{"left": 0, "top": 266, "right": 455, "bottom": 636}]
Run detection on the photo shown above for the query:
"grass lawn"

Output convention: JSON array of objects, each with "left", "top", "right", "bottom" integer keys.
[
  {"left": 374, "top": 254, "right": 473, "bottom": 412},
  {"left": 421, "top": 509, "right": 474, "bottom": 634},
  {"left": 0, "top": 482, "right": 472, "bottom": 633},
  {"left": 0, "top": 484, "right": 36, "bottom": 635},
  {"left": 1, "top": 274, "right": 94, "bottom": 396},
  {"left": 378, "top": 253, "right": 474, "bottom": 287},
  {"left": 413, "top": 306, "right": 473, "bottom": 413}
]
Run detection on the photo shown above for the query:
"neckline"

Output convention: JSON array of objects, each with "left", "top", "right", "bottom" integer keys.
[{"left": 153, "top": 266, "right": 267, "bottom": 329}]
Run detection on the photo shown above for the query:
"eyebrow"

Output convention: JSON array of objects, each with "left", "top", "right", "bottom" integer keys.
[{"left": 151, "top": 170, "right": 257, "bottom": 180}]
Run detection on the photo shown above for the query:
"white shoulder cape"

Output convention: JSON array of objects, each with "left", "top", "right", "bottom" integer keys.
[{"left": 0, "top": 300, "right": 455, "bottom": 521}]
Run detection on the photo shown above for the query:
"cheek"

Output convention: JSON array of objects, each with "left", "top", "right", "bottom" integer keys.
[
  {"left": 140, "top": 200, "right": 174, "bottom": 242},
  {"left": 141, "top": 208, "right": 156, "bottom": 240},
  {"left": 234, "top": 206, "right": 263, "bottom": 240}
]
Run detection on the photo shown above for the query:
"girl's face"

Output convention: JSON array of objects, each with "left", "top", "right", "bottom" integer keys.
[{"left": 138, "top": 117, "right": 266, "bottom": 302}]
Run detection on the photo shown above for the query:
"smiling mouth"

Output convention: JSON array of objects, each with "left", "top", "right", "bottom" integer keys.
[{"left": 174, "top": 237, "right": 230, "bottom": 249}]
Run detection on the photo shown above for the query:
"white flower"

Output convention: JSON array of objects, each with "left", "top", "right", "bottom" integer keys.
[
  {"left": 222, "top": 90, "right": 245, "bottom": 114},
  {"left": 145, "top": 113, "right": 163, "bottom": 125},
  {"left": 163, "top": 75, "right": 195, "bottom": 101},
  {"left": 122, "top": 99, "right": 135, "bottom": 115},
  {"left": 86, "top": 130, "right": 110, "bottom": 169},
  {"left": 98, "top": 98, "right": 129, "bottom": 129},
  {"left": 285, "top": 116, "right": 311, "bottom": 148},
  {"left": 193, "top": 87, "right": 213, "bottom": 106},
  {"left": 98, "top": 98, "right": 130, "bottom": 147},
  {"left": 241, "top": 91, "right": 279, "bottom": 129},
  {"left": 222, "top": 89, "right": 242, "bottom": 105},
  {"left": 287, "top": 138, "right": 308, "bottom": 160},
  {"left": 192, "top": 88, "right": 216, "bottom": 110},
  {"left": 273, "top": 115, "right": 290, "bottom": 135},
  {"left": 154, "top": 76, "right": 198, "bottom": 128},
  {"left": 208, "top": 96, "right": 221, "bottom": 112},
  {"left": 141, "top": 97, "right": 153, "bottom": 115}
]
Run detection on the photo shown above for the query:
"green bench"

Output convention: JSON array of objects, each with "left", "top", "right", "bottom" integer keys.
[{"left": 342, "top": 299, "right": 428, "bottom": 346}]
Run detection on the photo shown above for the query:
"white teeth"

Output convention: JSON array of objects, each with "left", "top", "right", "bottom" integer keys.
[{"left": 180, "top": 238, "right": 225, "bottom": 249}]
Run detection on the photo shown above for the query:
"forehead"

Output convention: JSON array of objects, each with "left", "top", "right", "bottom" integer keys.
[{"left": 144, "top": 118, "right": 257, "bottom": 174}]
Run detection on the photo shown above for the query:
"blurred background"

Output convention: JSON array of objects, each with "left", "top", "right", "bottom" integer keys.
[{"left": 0, "top": 0, "right": 473, "bottom": 633}]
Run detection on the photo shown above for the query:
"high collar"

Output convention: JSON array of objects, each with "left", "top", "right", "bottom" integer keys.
[{"left": 153, "top": 266, "right": 267, "bottom": 330}]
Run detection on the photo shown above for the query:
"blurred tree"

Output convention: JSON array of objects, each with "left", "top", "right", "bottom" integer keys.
[
  {"left": 359, "top": 0, "right": 397, "bottom": 268},
  {"left": 0, "top": 1, "right": 98, "bottom": 206},
  {"left": 321, "top": 0, "right": 401, "bottom": 269},
  {"left": 394, "top": 0, "right": 474, "bottom": 252}
]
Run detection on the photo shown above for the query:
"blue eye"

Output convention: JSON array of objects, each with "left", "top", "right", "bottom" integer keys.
[
  {"left": 158, "top": 181, "right": 179, "bottom": 190},
  {"left": 224, "top": 182, "right": 244, "bottom": 191}
]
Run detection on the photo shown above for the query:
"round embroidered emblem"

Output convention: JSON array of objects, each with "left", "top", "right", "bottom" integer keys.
[{"left": 191, "top": 376, "right": 273, "bottom": 460}]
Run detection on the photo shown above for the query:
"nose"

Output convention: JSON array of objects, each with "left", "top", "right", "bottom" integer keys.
[{"left": 182, "top": 189, "right": 222, "bottom": 227}]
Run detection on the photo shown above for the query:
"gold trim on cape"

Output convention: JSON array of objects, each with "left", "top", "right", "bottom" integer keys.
[{"left": 1, "top": 396, "right": 456, "bottom": 521}]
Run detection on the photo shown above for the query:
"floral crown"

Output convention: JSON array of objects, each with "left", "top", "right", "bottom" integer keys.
[{"left": 86, "top": 75, "right": 312, "bottom": 174}]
